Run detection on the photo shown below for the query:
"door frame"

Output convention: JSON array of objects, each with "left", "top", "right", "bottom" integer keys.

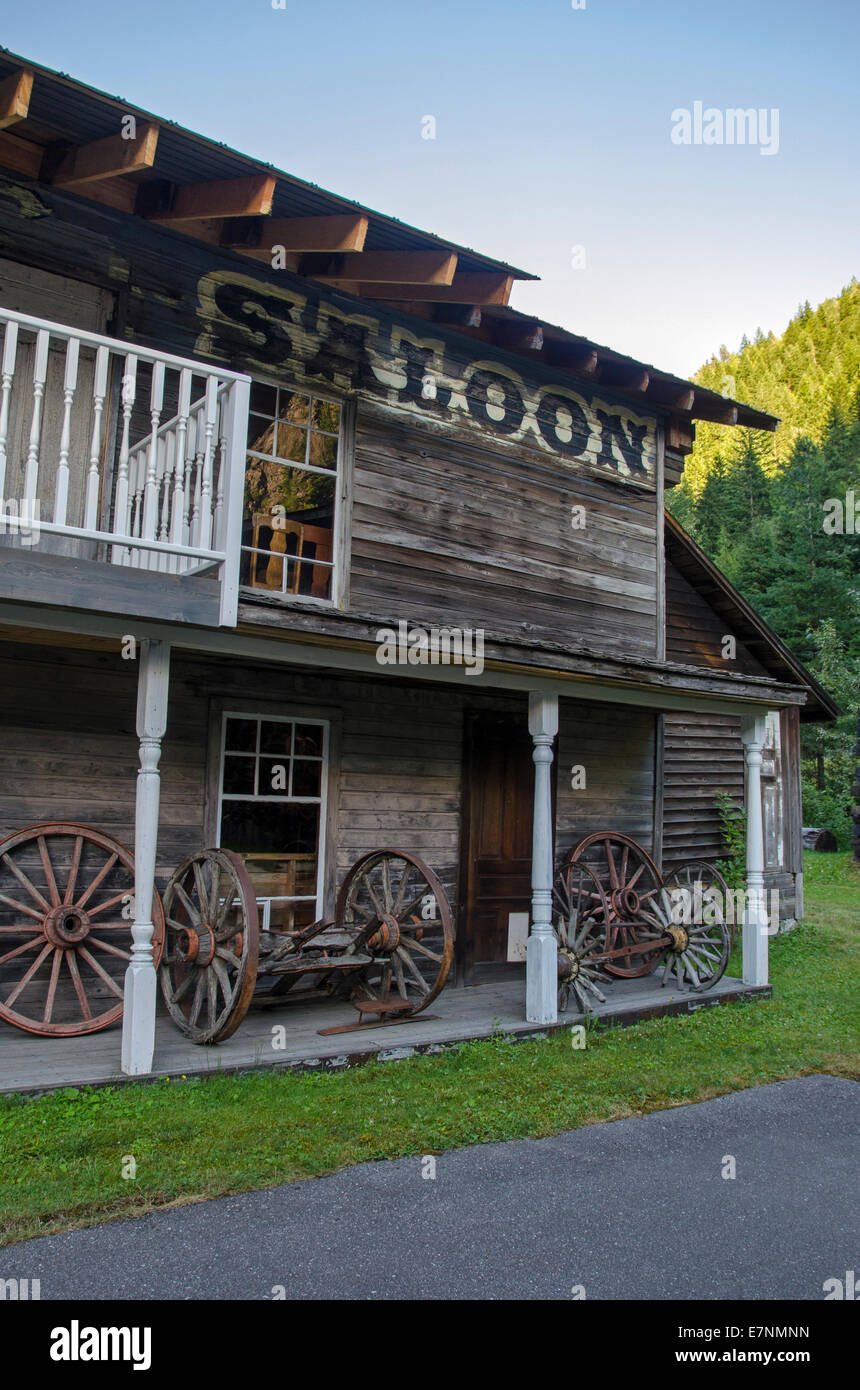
[{"left": 456, "top": 707, "right": 558, "bottom": 984}]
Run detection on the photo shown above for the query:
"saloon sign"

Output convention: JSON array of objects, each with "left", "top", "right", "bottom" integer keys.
[{"left": 194, "top": 269, "right": 657, "bottom": 487}]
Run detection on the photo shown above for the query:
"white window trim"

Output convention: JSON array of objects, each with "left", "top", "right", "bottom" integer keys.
[
  {"left": 240, "top": 377, "right": 353, "bottom": 610},
  {"left": 216, "top": 709, "right": 330, "bottom": 927}
]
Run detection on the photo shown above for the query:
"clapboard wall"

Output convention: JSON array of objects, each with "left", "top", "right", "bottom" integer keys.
[
  {"left": 556, "top": 701, "right": 657, "bottom": 861},
  {"left": 665, "top": 560, "right": 767, "bottom": 674},
  {"left": 351, "top": 404, "right": 658, "bottom": 656},
  {"left": 661, "top": 712, "right": 744, "bottom": 865}
]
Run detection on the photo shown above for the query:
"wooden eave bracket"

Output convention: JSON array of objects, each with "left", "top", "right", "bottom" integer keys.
[
  {"left": 0, "top": 69, "right": 33, "bottom": 130},
  {"left": 146, "top": 173, "right": 276, "bottom": 224},
  {"left": 50, "top": 122, "right": 160, "bottom": 187}
]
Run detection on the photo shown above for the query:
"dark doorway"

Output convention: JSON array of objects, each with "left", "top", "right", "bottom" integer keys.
[{"left": 459, "top": 711, "right": 548, "bottom": 982}]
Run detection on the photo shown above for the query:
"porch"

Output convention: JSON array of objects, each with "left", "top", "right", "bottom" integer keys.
[{"left": 0, "top": 970, "right": 769, "bottom": 1096}]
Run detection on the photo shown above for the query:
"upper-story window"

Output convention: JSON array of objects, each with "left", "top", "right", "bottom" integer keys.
[{"left": 240, "top": 382, "right": 343, "bottom": 602}]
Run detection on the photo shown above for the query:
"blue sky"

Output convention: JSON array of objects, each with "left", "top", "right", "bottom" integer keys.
[{"left": 3, "top": 0, "right": 857, "bottom": 377}]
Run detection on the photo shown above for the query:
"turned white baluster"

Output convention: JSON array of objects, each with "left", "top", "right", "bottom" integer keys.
[
  {"left": 53, "top": 336, "right": 80, "bottom": 526},
  {"left": 0, "top": 320, "right": 19, "bottom": 502},
  {"left": 197, "top": 375, "right": 218, "bottom": 551},
  {"left": 112, "top": 355, "right": 137, "bottom": 564},
  {"left": 171, "top": 369, "right": 192, "bottom": 569},
  {"left": 23, "top": 329, "right": 50, "bottom": 513},
  {"left": 141, "top": 361, "right": 165, "bottom": 552},
  {"left": 158, "top": 433, "right": 173, "bottom": 572},
  {"left": 84, "top": 345, "right": 110, "bottom": 532},
  {"left": 212, "top": 406, "right": 227, "bottom": 549},
  {"left": 189, "top": 408, "right": 204, "bottom": 549}
]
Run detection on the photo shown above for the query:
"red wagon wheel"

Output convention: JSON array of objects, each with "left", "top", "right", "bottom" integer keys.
[
  {"left": 159, "top": 848, "right": 259, "bottom": 1044},
  {"left": 336, "top": 850, "right": 454, "bottom": 1015},
  {"left": 565, "top": 831, "right": 665, "bottom": 978},
  {"left": 0, "top": 822, "right": 164, "bottom": 1037}
]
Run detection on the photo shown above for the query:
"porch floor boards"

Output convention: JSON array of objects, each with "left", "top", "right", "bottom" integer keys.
[{"left": 0, "top": 974, "right": 771, "bottom": 1096}]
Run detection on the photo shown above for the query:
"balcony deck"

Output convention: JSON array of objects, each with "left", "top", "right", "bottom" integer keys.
[{"left": 0, "top": 306, "right": 250, "bottom": 629}]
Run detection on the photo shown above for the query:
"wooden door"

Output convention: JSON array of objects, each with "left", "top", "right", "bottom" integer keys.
[{"left": 460, "top": 712, "right": 542, "bottom": 980}]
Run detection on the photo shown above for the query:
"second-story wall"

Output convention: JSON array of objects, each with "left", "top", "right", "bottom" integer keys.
[{"left": 0, "top": 176, "right": 663, "bottom": 657}]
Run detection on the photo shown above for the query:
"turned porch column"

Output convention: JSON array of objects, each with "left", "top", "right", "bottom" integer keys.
[
  {"left": 121, "top": 638, "right": 170, "bottom": 1075},
  {"left": 741, "top": 712, "right": 769, "bottom": 987},
  {"left": 526, "top": 692, "right": 559, "bottom": 1023}
]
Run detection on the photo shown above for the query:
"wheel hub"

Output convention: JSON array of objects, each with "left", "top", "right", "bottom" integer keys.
[
  {"left": 611, "top": 888, "right": 640, "bottom": 917},
  {"left": 557, "top": 949, "right": 580, "bottom": 981},
  {"left": 368, "top": 913, "right": 401, "bottom": 952},
  {"left": 177, "top": 922, "right": 216, "bottom": 967},
  {"left": 44, "top": 904, "right": 91, "bottom": 947},
  {"left": 666, "top": 924, "right": 689, "bottom": 953}
]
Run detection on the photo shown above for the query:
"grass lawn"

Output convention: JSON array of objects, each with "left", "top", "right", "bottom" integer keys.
[{"left": 1, "top": 852, "right": 858, "bottom": 1247}]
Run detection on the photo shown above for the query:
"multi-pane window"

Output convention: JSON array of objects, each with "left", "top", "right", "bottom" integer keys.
[
  {"left": 217, "top": 713, "right": 328, "bottom": 932},
  {"left": 240, "top": 383, "right": 342, "bottom": 602}
]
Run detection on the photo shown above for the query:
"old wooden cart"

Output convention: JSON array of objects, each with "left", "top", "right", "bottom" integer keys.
[{"left": 158, "top": 847, "right": 455, "bottom": 1043}]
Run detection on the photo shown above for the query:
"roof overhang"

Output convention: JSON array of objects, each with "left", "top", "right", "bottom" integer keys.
[{"left": 0, "top": 48, "right": 778, "bottom": 448}]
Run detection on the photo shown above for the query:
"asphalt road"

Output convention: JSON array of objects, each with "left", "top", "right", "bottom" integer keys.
[{"left": 3, "top": 1074, "right": 858, "bottom": 1300}]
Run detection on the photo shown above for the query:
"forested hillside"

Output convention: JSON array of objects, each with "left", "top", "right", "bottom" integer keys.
[{"left": 667, "top": 280, "right": 860, "bottom": 844}]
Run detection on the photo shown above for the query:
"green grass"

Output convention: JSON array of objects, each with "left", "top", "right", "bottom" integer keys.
[{"left": 1, "top": 853, "right": 858, "bottom": 1247}]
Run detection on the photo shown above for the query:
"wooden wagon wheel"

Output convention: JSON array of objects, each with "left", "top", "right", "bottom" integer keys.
[
  {"left": 662, "top": 859, "right": 735, "bottom": 948},
  {"left": 336, "top": 850, "right": 454, "bottom": 1016},
  {"left": 565, "top": 831, "right": 665, "bottom": 978},
  {"left": 159, "top": 849, "right": 259, "bottom": 1044},
  {"left": 0, "top": 822, "right": 164, "bottom": 1037},
  {"left": 643, "top": 902, "right": 731, "bottom": 993},
  {"left": 553, "top": 861, "right": 613, "bottom": 1013}
]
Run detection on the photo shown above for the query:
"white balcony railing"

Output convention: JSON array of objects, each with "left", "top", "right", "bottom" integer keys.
[{"left": 0, "top": 306, "right": 251, "bottom": 626}]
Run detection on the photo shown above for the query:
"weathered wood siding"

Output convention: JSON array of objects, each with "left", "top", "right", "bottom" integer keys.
[
  {"left": 352, "top": 405, "right": 658, "bottom": 655},
  {"left": 661, "top": 712, "right": 744, "bottom": 865},
  {"left": 0, "top": 179, "right": 661, "bottom": 658},
  {"left": 665, "top": 559, "right": 766, "bottom": 674},
  {"left": 556, "top": 701, "right": 657, "bottom": 859},
  {"left": 661, "top": 709, "right": 800, "bottom": 919}
]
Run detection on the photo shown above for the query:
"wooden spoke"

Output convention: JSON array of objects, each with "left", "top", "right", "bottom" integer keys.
[
  {"left": 75, "top": 851, "right": 119, "bottom": 910},
  {"left": 0, "top": 823, "right": 163, "bottom": 1036},
  {"left": 63, "top": 836, "right": 84, "bottom": 905},
  {"left": 0, "top": 935, "right": 43, "bottom": 966},
  {"left": 37, "top": 835, "right": 62, "bottom": 907},
  {"left": 5, "top": 942, "right": 52, "bottom": 1006},
  {"left": 160, "top": 848, "right": 258, "bottom": 1044},
  {"left": 2, "top": 854, "right": 51, "bottom": 912},
  {"left": 87, "top": 889, "right": 133, "bottom": 918},
  {"left": 66, "top": 950, "right": 92, "bottom": 1021},
  {"left": 43, "top": 948, "right": 63, "bottom": 1023},
  {"left": 88, "top": 936, "right": 132, "bottom": 961},
  {"left": 78, "top": 948, "right": 124, "bottom": 999}
]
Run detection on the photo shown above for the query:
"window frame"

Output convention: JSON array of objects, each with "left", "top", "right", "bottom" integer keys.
[
  {"left": 207, "top": 702, "right": 338, "bottom": 929},
  {"left": 239, "top": 375, "right": 353, "bottom": 611}
]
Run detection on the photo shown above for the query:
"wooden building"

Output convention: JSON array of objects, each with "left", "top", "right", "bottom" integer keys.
[{"left": 0, "top": 52, "right": 836, "bottom": 1073}]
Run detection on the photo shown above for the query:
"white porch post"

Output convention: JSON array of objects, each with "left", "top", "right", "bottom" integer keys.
[
  {"left": 526, "top": 692, "right": 559, "bottom": 1024},
  {"left": 741, "top": 712, "right": 769, "bottom": 987},
  {"left": 121, "top": 638, "right": 171, "bottom": 1075}
]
